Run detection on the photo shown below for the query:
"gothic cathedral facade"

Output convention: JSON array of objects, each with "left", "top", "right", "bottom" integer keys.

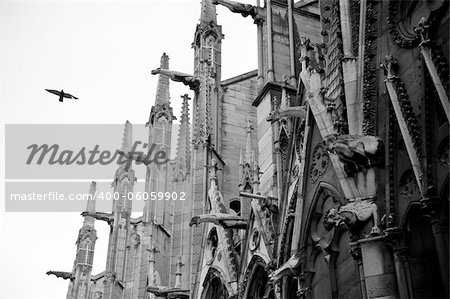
[{"left": 48, "top": 0, "right": 449, "bottom": 298}]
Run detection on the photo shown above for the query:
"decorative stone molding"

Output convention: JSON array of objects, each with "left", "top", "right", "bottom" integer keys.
[
  {"left": 387, "top": 0, "right": 420, "bottom": 48},
  {"left": 309, "top": 143, "right": 330, "bottom": 184},
  {"left": 381, "top": 54, "right": 424, "bottom": 195},
  {"left": 362, "top": 0, "right": 378, "bottom": 135},
  {"left": 387, "top": 0, "right": 446, "bottom": 48}
]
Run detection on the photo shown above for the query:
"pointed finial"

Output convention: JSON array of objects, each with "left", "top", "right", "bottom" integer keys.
[
  {"left": 153, "top": 53, "right": 171, "bottom": 108},
  {"left": 160, "top": 52, "right": 169, "bottom": 69},
  {"left": 245, "top": 120, "right": 254, "bottom": 163},
  {"left": 121, "top": 121, "right": 133, "bottom": 153},
  {"left": 201, "top": 0, "right": 217, "bottom": 24},
  {"left": 86, "top": 181, "right": 96, "bottom": 213}
]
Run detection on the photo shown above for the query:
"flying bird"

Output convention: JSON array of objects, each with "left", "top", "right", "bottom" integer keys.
[{"left": 45, "top": 89, "right": 78, "bottom": 102}]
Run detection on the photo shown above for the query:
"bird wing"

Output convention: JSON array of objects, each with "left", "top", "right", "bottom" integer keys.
[
  {"left": 63, "top": 92, "right": 78, "bottom": 99},
  {"left": 45, "top": 89, "right": 61, "bottom": 96}
]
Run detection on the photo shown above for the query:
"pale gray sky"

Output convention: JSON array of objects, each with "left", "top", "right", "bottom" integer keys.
[{"left": 0, "top": 0, "right": 256, "bottom": 297}]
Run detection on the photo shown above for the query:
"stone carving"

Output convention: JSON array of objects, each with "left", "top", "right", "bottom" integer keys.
[
  {"left": 46, "top": 271, "right": 73, "bottom": 280},
  {"left": 386, "top": 102, "right": 398, "bottom": 228},
  {"left": 416, "top": 17, "right": 449, "bottom": 98},
  {"left": 387, "top": 0, "right": 446, "bottom": 48},
  {"left": 350, "top": 0, "right": 360, "bottom": 55},
  {"left": 146, "top": 286, "right": 190, "bottom": 298},
  {"left": 381, "top": 55, "right": 423, "bottom": 157},
  {"left": 362, "top": 0, "right": 378, "bottom": 135},
  {"left": 437, "top": 137, "right": 449, "bottom": 167},
  {"left": 189, "top": 213, "right": 248, "bottom": 229},
  {"left": 309, "top": 143, "right": 330, "bottom": 184},
  {"left": 266, "top": 106, "right": 307, "bottom": 123},
  {"left": 399, "top": 169, "right": 420, "bottom": 202},
  {"left": 81, "top": 211, "right": 113, "bottom": 225},
  {"left": 259, "top": 195, "right": 278, "bottom": 214},
  {"left": 323, "top": 198, "right": 380, "bottom": 235},
  {"left": 248, "top": 227, "right": 260, "bottom": 251},
  {"left": 212, "top": 0, "right": 265, "bottom": 23},
  {"left": 320, "top": 0, "right": 347, "bottom": 134},
  {"left": 151, "top": 68, "right": 200, "bottom": 90},
  {"left": 269, "top": 251, "right": 302, "bottom": 283},
  {"left": 324, "top": 134, "right": 383, "bottom": 176}
]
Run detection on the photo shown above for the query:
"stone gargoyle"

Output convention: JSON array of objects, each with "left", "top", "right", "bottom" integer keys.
[
  {"left": 81, "top": 211, "right": 114, "bottom": 225},
  {"left": 146, "top": 286, "right": 190, "bottom": 299},
  {"left": 189, "top": 213, "right": 248, "bottom": 229},
  {"left": 323, "top": 198, "right": 381, "bottom": 235},
  {"left": 324, "top": 134, "right": 383, "bottom": 176},
  {"left": 266, "top": 106, "right": 307, "bottom": 123},
  {"left": 268, "top": 251, "right": 302, "bottom": 283},
  {"left": 46, "top": 271, "right": 73, "bottom": 280},
  {"left": 212, "top": 0, "right": 265, "bottom": 21},
  {"left": 151, "top": 68, "right": 200, "bottom": 90}
]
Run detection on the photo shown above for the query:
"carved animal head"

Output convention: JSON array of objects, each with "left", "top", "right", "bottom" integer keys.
[
  {"left": 151, "top": 67, "right": 161, "bottom": 75},
  {"left": 323, "top": 208, "right": 344, "bottom": 231},
  {"left": 189, "top": 216, "right": 201, "bottom": 227}
]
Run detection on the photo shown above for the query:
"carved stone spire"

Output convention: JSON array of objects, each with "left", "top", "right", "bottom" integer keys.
[
  {"left": 148, "top": 53, "right": 175, "bottom": 126},
  {"left": 83, "top": 181, "right": 97, "bottom": 227},
  {"left": 200, "top": 0, "right": 217, "bottom": 25},
  {"left": 174, "top": 94, "right": 191, "bottom": 182},
  {"left": 154, "top": 53, "right": 170, "bottom": 107},
  {"left": 66, "top": 182, "right": 98, "bottom": 299},
  {"left": 245, "top": 119, "right": 254, "bottom": 163},
  {"left": 121, "top": 120, "right": 133, "bottom": 153},
  {"left": 239, "top": 121, "right": 256, "bottom": 193}
]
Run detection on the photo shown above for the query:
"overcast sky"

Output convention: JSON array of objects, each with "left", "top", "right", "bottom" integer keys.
[{"left": 0, "top": 0, "right": 256, "bottom": 297}]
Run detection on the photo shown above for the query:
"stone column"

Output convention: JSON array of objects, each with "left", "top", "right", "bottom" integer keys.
[
  {"left": 421, "top": 196, "right": 449, "bottom": 297},
  {"left": 385, "top": 228, "right": 414, "bottom": 299},
  {"left": 350, "top": 242, "right": 368, "bottom": 299},
  {"left": 358, "top": 235, "right": 399, "bottom": 299}
]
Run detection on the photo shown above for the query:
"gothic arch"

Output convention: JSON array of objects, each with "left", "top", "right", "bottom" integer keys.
[
  {"left": 200, "top": 267, "right": 231, "bottom": 299},
  {"left": 300, "top": 182, "right": 345, "bottom": 249},
  {"left": 241, "top": 255, "right": 272, "bottom": 299},
  {"left": 300, "top": 182, "right": 361, "bottom": 299}
]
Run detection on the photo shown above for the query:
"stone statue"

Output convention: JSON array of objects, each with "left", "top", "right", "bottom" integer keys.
[
  {"left": 151, "top": 68, "right": 200, "bottom": 90},
  {"left": 324, "top": 134, "right": 383, "bottom": 176},
  {"left": 323, "top": 198, "right": 381, "bottom": 235}
]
